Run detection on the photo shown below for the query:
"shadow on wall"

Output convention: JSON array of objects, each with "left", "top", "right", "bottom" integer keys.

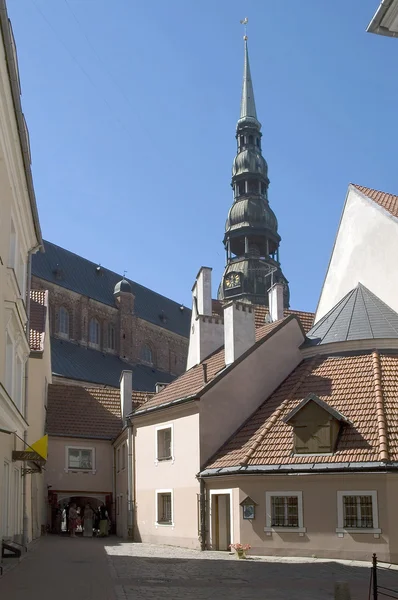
[{"left": 102, "top": 544, "right": 381, "bottom": 599}]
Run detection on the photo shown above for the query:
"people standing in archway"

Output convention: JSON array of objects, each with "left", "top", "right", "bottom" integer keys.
[
  {"left": 83, "top": 503, "right": 94, "bottom": 537},
  {"left": 98, "top": 502, "right": 109, "bottom": 537},
  {"left": 69, "top": 503, "right": 78, "bottom": 537}
]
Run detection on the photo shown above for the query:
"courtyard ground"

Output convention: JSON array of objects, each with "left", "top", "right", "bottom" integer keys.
[{"left": 1, "top": 535, "right": 397, "bottom": 599}]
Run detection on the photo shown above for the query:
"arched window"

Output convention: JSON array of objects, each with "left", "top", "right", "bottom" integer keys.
[
  {"left": 108, "top": 324, "right": 116, "bottom": 350},
  {"left": 59, "top": 306, "right": 69, "bottom": 338},
  {"left": 140, "top": 344, "right": 153, "bottom": 365},
  {"left": 89, "top": 318, "right": 100, "bottom": 345}
]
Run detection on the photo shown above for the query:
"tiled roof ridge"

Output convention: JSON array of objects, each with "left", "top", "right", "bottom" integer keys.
[
  {"left": 42, "top": 239, "right": 189, "bottom": 310},
  {"left": 240, "top": 355, "right": 320, "bottom": 466},
  {"left": 352, "top": 183, "right": 398, "bottom": 199},
  {"left": 372, "top": 350, "right": 389, "bottom": 462}
]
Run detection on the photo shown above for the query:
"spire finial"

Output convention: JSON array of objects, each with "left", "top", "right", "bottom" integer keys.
[
  {"left": 240, "top": 17, "right": 248, "bottom": 40},
  {"left": 239, "top": 19, "right": 257, "bottom": 121},
  {"left": 123, "top": 270, "right": 127, "bottom": 278}
]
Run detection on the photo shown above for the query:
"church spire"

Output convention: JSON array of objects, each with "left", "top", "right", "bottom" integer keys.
[
  {"left": 240, "top": 38, "right": 258, "bottom": 122},
  {"left": 218, "top": 22, "right": 290, "bottom": 308}
]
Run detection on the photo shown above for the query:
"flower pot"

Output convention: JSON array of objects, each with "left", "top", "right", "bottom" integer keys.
[{"left": 236, "top": 549, "right": 247, "bottom": 559}]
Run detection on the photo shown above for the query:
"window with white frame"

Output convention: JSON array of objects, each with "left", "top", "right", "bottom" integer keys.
[
  {"left": 67, "top": 447, "right": 94, "bottom": 471},
  {"left": 337, "top": 491, "right": 380, "bottom": 533},
  {"left": 59, "top": 307, "right": 69, "bottom": 338},
  {"left": 156, "top": 425, "right": 172, "bottom": 461},
  {"left": 89, "top": 318, "right": 100, "bottom": 345},
  {"left": 265, "top": 491, "right": 305, "bottom": 532},
  {"left": 108, "top": 324, "right": 116, "bottom": 350},
  {"left": 14, "top": 355, "right": 23, "bottom": 412},
  {"left": 5, "top": 331, "right": 14, "bottom": 396},
  {"left": 8, "top": 218, "right": 17, "bottom": 271},
  {"left": 17, "top": 252, "right": 26, "bottom": 297},
  {"left": 156, "top": 490, "right": 173, "bottom": 525},
  {"left": 122, "top": 443, "right": 126, "bottom": 470}
]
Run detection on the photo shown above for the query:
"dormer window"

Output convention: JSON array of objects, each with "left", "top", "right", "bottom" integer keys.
[{"left": 283, "top": 393, "right": 350, "bottom": 455}]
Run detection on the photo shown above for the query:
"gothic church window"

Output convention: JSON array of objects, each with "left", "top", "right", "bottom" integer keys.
[
  {"left": 89, "top": 318, "right": 100, "bottom": 345},
  {"left": 141, "top": 344, "right": 153, "bottom": 365},
  {"left": 59, "top": 307, "right": 69, "bottom": 338},
  {"left": 108, "top": 324, "right": 116, "bottom": 350}
]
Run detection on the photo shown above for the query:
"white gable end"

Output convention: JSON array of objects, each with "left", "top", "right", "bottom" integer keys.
[{"left": 316, "top": 185, "right": 398, "bottom": 322}]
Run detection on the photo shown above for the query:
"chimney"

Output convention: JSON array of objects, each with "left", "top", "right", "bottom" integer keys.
[
  {"left": 224, "top": 301, "right": 255, "bottom": 366},
  {"left": 186, "top": 267, "right": 224, "bottom": 370},
  {"left": 120, "top": 370, "right": 133, "bottom": 424},
  {"left": 268, "top": 283, "right": 284, "bottom": 322}
]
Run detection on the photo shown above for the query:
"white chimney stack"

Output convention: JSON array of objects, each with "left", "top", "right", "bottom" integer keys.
[
  {"left": 186, "top": 267, "right": 224, "bottom": 370},
  {"left": 120, "top": 370, "right": 133, "bottom": 424},
  {"left": 224, "top": 301, "right": 255, "bottom": 366},
  {"left": 268, "top": 283, "right": 285, "bottom": 322}
]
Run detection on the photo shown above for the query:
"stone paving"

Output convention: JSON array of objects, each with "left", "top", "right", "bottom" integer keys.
[{"left": 2, "top": 536, "right": 398, "bottom": 599}]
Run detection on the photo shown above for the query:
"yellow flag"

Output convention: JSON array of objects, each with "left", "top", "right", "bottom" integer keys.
[{"left": 27, "top": 434, "right": 48, "bottom": 460}]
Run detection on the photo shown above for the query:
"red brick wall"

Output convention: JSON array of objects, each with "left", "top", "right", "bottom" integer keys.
[{"left": 32, "top": 276, "right": 188, "bottom": 376}]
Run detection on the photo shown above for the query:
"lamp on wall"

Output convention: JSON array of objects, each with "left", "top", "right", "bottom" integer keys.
[{"left": 240, "top": 496, "right": 257, "bottom": 520}]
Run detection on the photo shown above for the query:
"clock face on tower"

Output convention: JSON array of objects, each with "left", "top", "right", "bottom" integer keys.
[{"left": 224, "top": 272, "right": 241, "bottom": 290}]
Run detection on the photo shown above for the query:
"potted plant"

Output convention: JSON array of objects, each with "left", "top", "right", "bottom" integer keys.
[{"left": 230, "top": 542, "right": 251, "bottom": 559}]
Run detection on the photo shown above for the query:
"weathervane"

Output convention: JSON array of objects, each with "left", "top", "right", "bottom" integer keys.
[
  {"left": 240, "top": 17, "right": 248, "bottom": 40},
  {"left": 123, "top": 270, "right": 127, "bottom": 278}
]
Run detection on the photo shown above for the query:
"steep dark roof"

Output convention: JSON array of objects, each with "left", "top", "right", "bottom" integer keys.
[
  {"left": 305, "top": 283, "right": 398, "bottom": 346},
  {"left": 32, "top": 240, "right": 191, "bottom": 338},
  {"left": 51, "top": 337, "right": 175, "bottom": 391}
]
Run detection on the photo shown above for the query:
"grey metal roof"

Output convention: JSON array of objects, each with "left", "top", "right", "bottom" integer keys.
[
  {"left": 306, "top": 283, "right": 398, "bottom": 346},
  {"left": 32, "top": 241, "right": 191, "bottom": 337},
  {"left": 240, "top": 39, "right": 258, "bottom": 121},
  {"left": 51, "top": 337, "right": 176, "bottom": 391}
]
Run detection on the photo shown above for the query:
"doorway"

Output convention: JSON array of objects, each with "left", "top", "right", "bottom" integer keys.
[{"left": 210, "top": 490, "right": 232, "bottom": 551}]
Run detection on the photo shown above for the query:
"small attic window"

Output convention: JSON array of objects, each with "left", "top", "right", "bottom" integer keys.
[
  {"left": 283, "top": 393, "right": 350, "bottom": 455},
  {"left": 53, "top": 265, "right": 64, "bottom": 280}
]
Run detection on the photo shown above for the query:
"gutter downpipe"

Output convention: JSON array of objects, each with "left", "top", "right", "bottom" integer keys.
[
  {"left": 127, "top": 418, "right": 134, "bottom": 538},
  {"left": 199, "top": 476, "right": 206, "bottom": 551},
  {"left": 112, "top": 443, "right": 116, "bottom": 535},
  {"left": 22, "top": 249, "right": 35, "bottom": 547}
]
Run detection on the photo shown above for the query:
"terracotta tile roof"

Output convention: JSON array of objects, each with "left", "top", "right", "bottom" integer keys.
[
  {"left": 206, "top": 351, "right": 398, "bottom": 470},
  {"left": 135, "top": 319, "right": 289, "bottom": 414},
  {"left": 29, "top": 290, "right": 48, "bottom": 352},
  {"left": 212, "top": 300, "right": 314, "bottom": 333},
  {"left": 47, "top": 384, "right": 152, "bottom": 439},
  {"left": 353, "top": 184, "right": 398, "bottom": 219}
]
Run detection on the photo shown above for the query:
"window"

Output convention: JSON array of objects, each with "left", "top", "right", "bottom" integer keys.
[
  {"left": 122, "top": 443, "right": 126, "bottom": 470},
  {"left": 248, "top": 135, "right": 254, "bottom": 144},
  {"left": 17, "top": 253, "right": 26, "bottom": 297},
  {"left": 59, "top": 307, "right": 69, "bottom": 338},
  {"left": 5, "top": 331, "right": 14, "bottom": 396},
  {"left": 337, "top": 491, "right": 380, "bottom": 534},
  {"left": 117, "top": 447, "right": 121, "bottom": 472},
  {"left": 141, "top": 344, "right": 153, "bottom": 365},
  {"left": 108, "top": 324, "right": 116, "bottom": 350},
  {"left": 236, "top": 181, "right": 245, "bottom": 196},
  {"left": 67, "top": 447, "right": 94, "bottom": 471},
  {"left": 156, "top": 426, "right": 172, "bottom": 462},
  {"left": 265, "top": 491, "right": 305, "bottom": 533},
  {"left": 156, "top": 490, "right": 173, "bottom": 525},
  {"left": 8, "top": 218, "right": 17, "bottom": 270},
  {"left": 89, "top": 318, "right": 100, "bottom": 345},
  {"left": 14, "top": 355, "right": 23, "bottom": 412}
]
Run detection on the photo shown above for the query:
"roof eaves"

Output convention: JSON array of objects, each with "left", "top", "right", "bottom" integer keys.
[
  {"left": 200, "top": 461, "right": 398, "bottom": 477},
  {"left": 47, "top": 433, "right": 116, "bottom": 440},
  {"left": 0, "top": 3, "right": 42, "bottom": 248},
  {"left": 132, "top": 394, "right": 199, "bottom": 417}
]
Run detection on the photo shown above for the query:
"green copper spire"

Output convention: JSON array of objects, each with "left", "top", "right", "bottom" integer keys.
[{"left": 240, "top": 38, "right": 257, "bottom": 121}]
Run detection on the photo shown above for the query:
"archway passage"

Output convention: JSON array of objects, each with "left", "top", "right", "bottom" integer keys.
[{"left": 48, "top": 492, "right": 112, "bottom": 535}]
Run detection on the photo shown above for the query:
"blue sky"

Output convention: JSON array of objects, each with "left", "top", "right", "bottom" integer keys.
[{"left": 8, "top": 0, "right": 398, "bottom": 311}]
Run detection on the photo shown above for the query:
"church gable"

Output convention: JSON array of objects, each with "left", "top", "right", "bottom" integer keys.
[{"left": 284, "top": 393, "right": 350, "bottom": 455}]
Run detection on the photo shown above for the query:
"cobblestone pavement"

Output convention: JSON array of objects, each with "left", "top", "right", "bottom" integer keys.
[{"left": 2, "top": 536, "right": 398, "bottom": 599}]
